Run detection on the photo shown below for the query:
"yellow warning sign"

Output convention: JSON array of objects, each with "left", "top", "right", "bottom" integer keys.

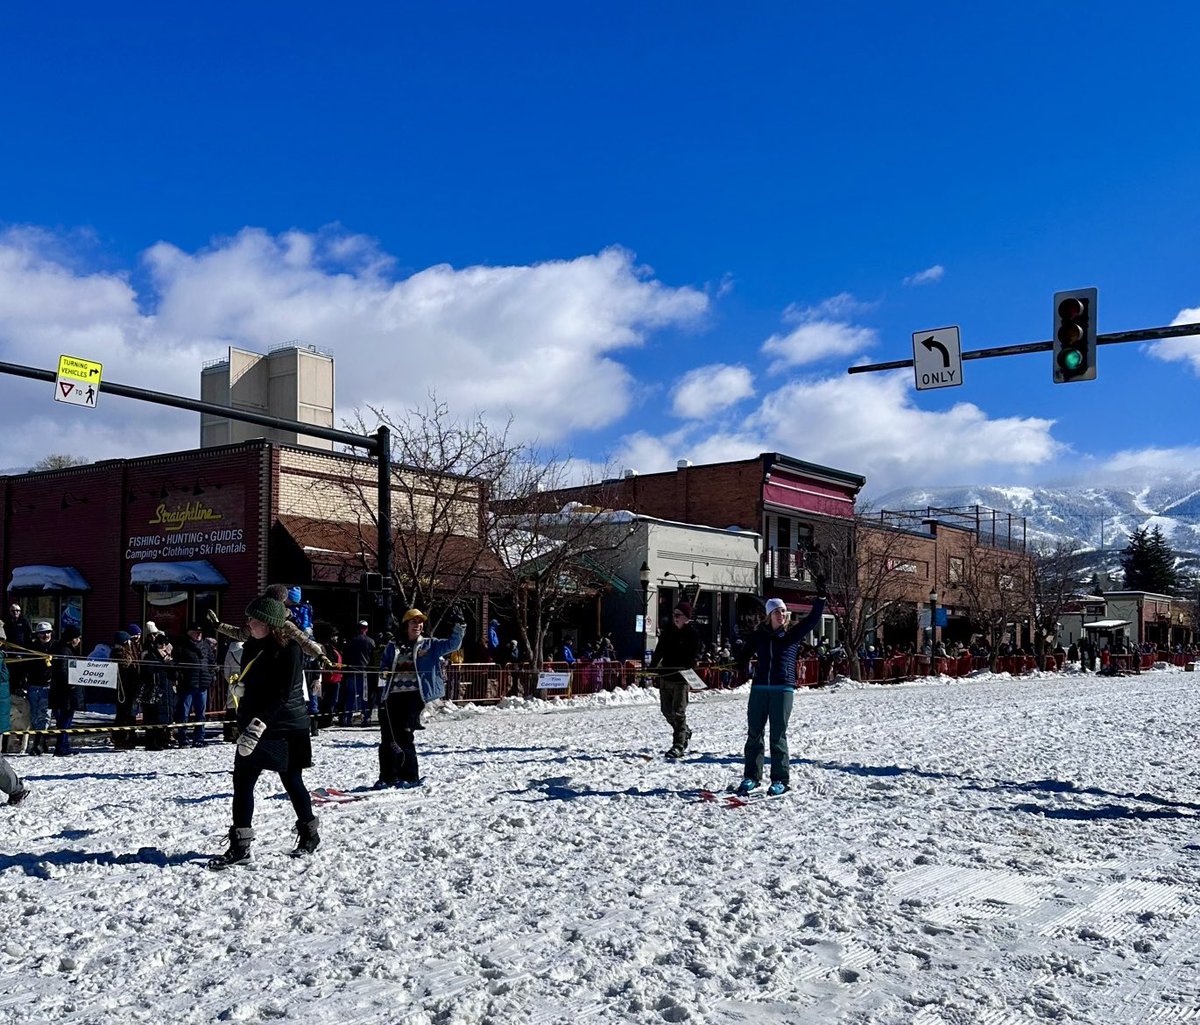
[
  {"left": 54, "top": 354, "right": 104, "bottom": 408},
  {"left": 58, "top": 354, "right": 104, "bottom": 383}
]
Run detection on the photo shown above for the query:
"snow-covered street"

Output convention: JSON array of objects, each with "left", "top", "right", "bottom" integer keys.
[{"left": 3, "top": 669, "right": 1199, "bottom": 1024}]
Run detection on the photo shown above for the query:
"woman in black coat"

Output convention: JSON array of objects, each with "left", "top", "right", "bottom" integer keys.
[
  {"left": 139, "top": 633, "right": 177, "bottom": 751},
  {"left": 208, "top": 595, "right": 319, "bottom": 869}
]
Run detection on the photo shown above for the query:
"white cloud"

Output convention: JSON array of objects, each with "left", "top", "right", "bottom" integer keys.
[
  {"left": 0, "top": 228, "right": 709, "bottom": 468},
  {"left": 761, "top": 294, "right": 879, "bottom": 371},
  {"left": 782, "top": 293, "right": 876, "bottom": 324},
  {"left": 670, "top": 364, "right": 754, "bottom": 419},
  {"left": 761, "top": 321, "right": 878, "bottom": 370},
  {"left": 903, "top": 265, "right": 945, "bottom": 286},
  {"left": 613, "top": 370, "right": 1061, "bottom": 495},
  {"left": 1146, "top": 306, "right": 1200, "bottom": 373},
  {"left": 1104, "top": 446, "right": 1200, "bottom": 475}
]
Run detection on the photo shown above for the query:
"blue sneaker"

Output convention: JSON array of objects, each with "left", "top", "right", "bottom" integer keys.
[
  {"left": 735, "top": 779, "right": 759, "bottom": 796},
  {"left": 767, "top": 781, "right": 789, "bottom": 797}
]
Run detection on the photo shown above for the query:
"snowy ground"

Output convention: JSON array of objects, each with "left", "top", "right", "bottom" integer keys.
[{"left": 3, "top": 668, "right": 1200, "bottom": 1025}]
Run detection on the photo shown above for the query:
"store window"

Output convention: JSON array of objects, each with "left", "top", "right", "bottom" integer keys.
[
  {"left": 141, "top": 591, "right": 221, "bottom": 638},
  {"left": 18, "top": 595, "right": 84, "bottom": 638},
  {"left": 144, "top": 591, "right": 189, "bottom": 637}
]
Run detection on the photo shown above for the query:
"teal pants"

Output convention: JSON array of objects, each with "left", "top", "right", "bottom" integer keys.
[{"left": 743, "top": 687, "right": 794, "bottom": 784}]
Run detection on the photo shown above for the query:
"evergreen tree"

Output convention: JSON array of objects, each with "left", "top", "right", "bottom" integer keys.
[
  {"left": 1121, "top": 527, "right": 1149, "bottom": 590},
  {"left": 1146, "top": 526, "right": 1179, "bottom": 593},
  {"left": 1121, "top": 525, "right": 1178, "bottom": 593}
]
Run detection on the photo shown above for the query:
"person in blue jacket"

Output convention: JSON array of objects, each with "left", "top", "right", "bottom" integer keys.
[
  {"left": 376, "top": 607, "right": 465, "bottom": 787},
  {"left": 735, "top": 583, "right": 827, "bottom": 797}
]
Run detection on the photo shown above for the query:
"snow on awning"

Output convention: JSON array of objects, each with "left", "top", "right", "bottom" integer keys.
[
  {"left": 1082, "top": 619, "right": 1131, "bottom": 630},
  {"left": 8, "top": 565, "right": 92, "bottom": 594},
  {"left": 130, "top": 560, "right": 229, "bottom": 591}
]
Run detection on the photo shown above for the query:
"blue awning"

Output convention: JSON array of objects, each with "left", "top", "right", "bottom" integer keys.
[
  {"left": 130, "top": 560, "right": 229, "bottom": 591},
  {"left": 8, "top": 565, "right": 92, "bottom": 594}
]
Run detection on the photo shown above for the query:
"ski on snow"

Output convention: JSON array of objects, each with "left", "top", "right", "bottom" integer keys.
[
  {"left": 697, "top": 786, "right": 790, "bottom": 809},
  {"left": 310, "top": 780, "right": 426, "bottom": 806}
]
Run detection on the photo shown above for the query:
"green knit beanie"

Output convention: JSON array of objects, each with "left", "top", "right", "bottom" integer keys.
[{"left": 245, "top": 595, "right": 288, "bottom": 627}]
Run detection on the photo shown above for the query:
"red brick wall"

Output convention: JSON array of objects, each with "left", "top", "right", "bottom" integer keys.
[
  {"left": 2, "top": 443, "right": 269, "bottom": 650},
  {"left": 537, "top": 457, "right": 857, "bottom": 531}
]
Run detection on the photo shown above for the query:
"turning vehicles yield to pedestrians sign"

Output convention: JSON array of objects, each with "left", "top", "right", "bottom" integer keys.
[
  {"left": 54, "top": 354, "right": 103, "bottom": 408},
  {"left": 912, "top": 326, "right": 963, "bottom": 391}
]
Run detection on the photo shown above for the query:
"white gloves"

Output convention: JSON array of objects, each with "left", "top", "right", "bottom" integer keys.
[
  {"left": 228, "top": 679, "right": 246, "bottom": 704},
  {"left": 236, "top": 718, "right": 267, "bottom": 758}
]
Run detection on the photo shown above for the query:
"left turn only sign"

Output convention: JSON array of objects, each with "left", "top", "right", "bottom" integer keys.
[
  {"left": 912, "top": 326, "right": 963, "bottom": 392},
  {"left": 54, "top": 354, "right": 103, "bottom": 408}
]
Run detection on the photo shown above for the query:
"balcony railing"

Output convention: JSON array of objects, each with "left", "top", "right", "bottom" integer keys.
[{"left": 764, "top": 547, "right": 815, "bottom": 584}]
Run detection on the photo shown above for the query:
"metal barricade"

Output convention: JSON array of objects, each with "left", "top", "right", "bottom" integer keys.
[{"left": 445, "top": 663, "right": 508, "bottom": 704}]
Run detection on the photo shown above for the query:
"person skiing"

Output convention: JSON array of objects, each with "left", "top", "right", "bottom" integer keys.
[
  {"left": 649, "top": 601, "right": 701, "bottom": 758},
  {"left": 376, "top": 607, "right": 465, "bottom": 788},
  {"left": 207, "top": 595, "right": 319, "bottom": 869},
  {"left": 735, "top": 577, "right": 827, "bottom": 797}
]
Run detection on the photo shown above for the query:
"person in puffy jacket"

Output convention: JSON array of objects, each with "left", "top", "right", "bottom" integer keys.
[
  {"left": 208, "top": 595, "right": 318, "bottom": 870},
  {"left": 735, "top": 589, "right": 826, "bottom": 796}
]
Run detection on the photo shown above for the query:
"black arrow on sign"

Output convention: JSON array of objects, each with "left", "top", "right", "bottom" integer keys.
[{"left": 921, "top": 336, "right": 950, "bottom": 368}]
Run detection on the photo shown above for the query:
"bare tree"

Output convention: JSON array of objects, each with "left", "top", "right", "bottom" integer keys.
[
  {"left": 333, "top": 396, "right": 524, "bottom": 625},
  {"left": 327, "top": 396, "right": 631, "bottom": 665},
  {"left": 30, "top": 453, "right": 89, "bottom": 471},
  {"left": 945, "top": 541, "right": 1035, "bottom": 670},
  {"left": 489, "top": 455, "right": 635, "bottom": 667},
  {"left": 1031, "top": 538, "right": 1088, "bottom": 667},
  {"left": 818, "top": 513, "right": 930, "bottom": 680}
]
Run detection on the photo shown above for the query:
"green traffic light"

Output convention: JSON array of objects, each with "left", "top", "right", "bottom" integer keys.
[{"left": 1061, "top": 349, "right": 1083, "bottom": 371}]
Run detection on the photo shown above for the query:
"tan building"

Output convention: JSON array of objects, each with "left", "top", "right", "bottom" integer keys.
[{"left": 201, "top": 344, "right": 335, "bottom": 450}]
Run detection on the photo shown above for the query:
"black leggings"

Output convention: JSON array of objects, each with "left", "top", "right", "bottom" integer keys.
[
  {"left": 232, "top": 759, "right": 313, "bottom": 828},
  {"left": 379, "top": 691, "right": 423, "bottom": 783}
]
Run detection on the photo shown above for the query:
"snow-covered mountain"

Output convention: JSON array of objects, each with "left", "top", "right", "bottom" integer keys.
[{"left": 872, "top": 468, "right": 1200, "bottom": 580}]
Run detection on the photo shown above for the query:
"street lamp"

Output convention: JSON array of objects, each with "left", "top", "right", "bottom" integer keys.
[
  {"left": 639, "top": 561, "right": 651, "bottom": 665},
  {"left": 929, "top": 589, "right": 939, "bottom": 652}
]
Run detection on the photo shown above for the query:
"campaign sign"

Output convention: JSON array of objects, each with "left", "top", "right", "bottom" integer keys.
[
  {"left": 68, "top": 659, "right": 119, "bottom": 690},
  {"left": 536, "top": 671, "right": 571, "bottom": 691}
]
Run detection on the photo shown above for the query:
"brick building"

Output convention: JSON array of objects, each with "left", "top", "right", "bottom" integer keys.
[
  {"left": 525, "top": 453, "right": 866, "bottom": 641},
  {"left": 865, "top": 506, "right": 1034, "bottom": 651},
  {"left": 531, "top": 459, "right": 1036, "bottom": 654},
  {"left": 1, "top": 440, "right": 496, "bottom": 652}
]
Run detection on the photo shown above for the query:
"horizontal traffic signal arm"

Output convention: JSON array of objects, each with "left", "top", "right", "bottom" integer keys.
[{"left": 846, "top": 321, "right": 1200, "bottom": 375}]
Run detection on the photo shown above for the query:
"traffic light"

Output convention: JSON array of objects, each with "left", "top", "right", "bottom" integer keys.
[{"left": 1052, "top": 287, "right": 1098, "bottom": 383}]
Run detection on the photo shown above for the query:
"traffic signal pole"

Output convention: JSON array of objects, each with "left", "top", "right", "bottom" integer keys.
[
  {"left": 0, "top": 358, "right": 394, "bottom": 623},
  {"left": 847, "top": 321, "right": 1200, "bottom": 376}
]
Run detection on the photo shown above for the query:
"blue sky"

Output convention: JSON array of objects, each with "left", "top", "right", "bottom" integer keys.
[{"left": 2, "top": 3, "right": 1198, "bottom": 498}]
